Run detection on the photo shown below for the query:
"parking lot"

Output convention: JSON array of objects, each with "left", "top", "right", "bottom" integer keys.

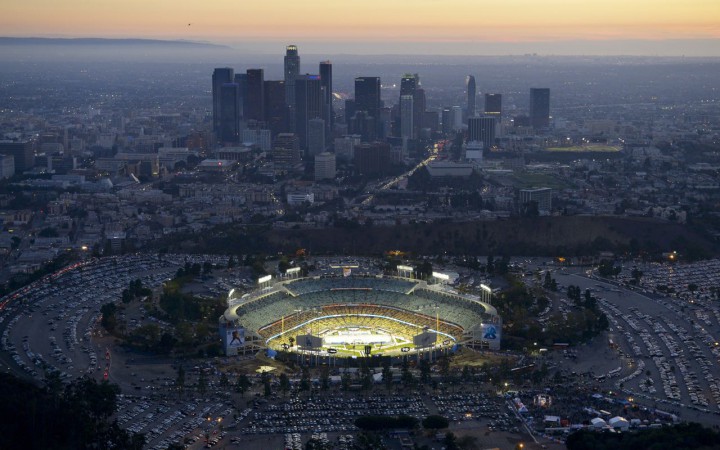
[{"left": 546, "top": 266, "right": 720, "bottom": 425}]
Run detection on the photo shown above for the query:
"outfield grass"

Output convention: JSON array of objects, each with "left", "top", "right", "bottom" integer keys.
[{"left": 546, "top": 144, "right": 621, "bottom": 153}]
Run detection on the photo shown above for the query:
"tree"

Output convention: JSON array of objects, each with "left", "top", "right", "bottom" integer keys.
[
  {"left": 100, "top": 302, "right": 117, "bottom": 333},
  {"left": 236, "top": 374, "right": 251, "bottom": 396},
  {"left": 319, "top": 366, "right": 330, "bottom": 391},
  {"left": 461, "top": 365, "right": 471, "bottom": 382},
  {"left": 219, "top": 372, "right": 229, "bottom": 388},
  {"left": 279, "top": 373, "right": 291, "bottom": 396},
  {"left": 401, "top": 361, "right": 414, "bottom": 385},
  {"left": 419, "top": 359, "right": 431, "bottom": 384},
  {"left": 299, "top": 366, "right": 311, "bottom": 391},
  {"left": 198, "top": 370, "right": 207, "bottom": 395},
  {"left": 203, "top": 261, "right": 213, "bottom": 275},
  {"left": 543, "top": 271, "right": 553, "bottom": 289},
  {"left": 444, "top": 432, "right": 459, "bottom": 450},
  {"left": 382, "top": 362, "right": 393, "bottom": 390},
  {"left": 422, "top": 415, "right": 449, "bottom": 430},
  {"left": 438, "top": 356, "right": 451, "bottom": 378},
  {"left": 457, "top": 435, "right": 479, "bottom": 450},
  {"left": 263, "top": 375, "right": 272, "bottom": 397}
]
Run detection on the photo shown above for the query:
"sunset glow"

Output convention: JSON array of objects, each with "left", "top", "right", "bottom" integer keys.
[{"left": 2, "top": 0, "right": 719, "bottom": 45}]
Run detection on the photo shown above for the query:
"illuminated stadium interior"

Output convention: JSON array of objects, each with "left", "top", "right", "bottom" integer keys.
[{"left": 222, "top": 275, "right": 501, "bottom": 357}]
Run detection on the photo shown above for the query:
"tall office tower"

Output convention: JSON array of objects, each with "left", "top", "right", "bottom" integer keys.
[
  {"left": 413, "top": 87, "right": 426, "bottom": 134},
  {"left": 307, "top": 118, "right": 326, "bottom": 156},
  {"left": 466, "top": 75, "right": 476, "bottom": 120},
  {"left": 334, "top": 135, "right": 361, "bottom": 162},
  {"left": 235, "top": 73, "right": 247, "bottom": 120},
  {"left": 485, "top": 93, "right": 502, "bottom": 117},
  {"left": 264, "top": 80, "right": 288, "bottom": 137},
  {"left": 212, "top": 68, "right": 234, "bottom": 134},
  {"left": 344, "top": 99, "right": 356, "bottom": 125},
  {"left": 284, "top": 45, "right": 300, "bottom": 107},
  {"left": 0, "top": 140, "right": 34, "bottom": 172},
  {"left": 467, "top": 116, "right": 496, "bottom": 150},
  {"left": 400, "top": 73, "right": 416, "bottom": 96},
  {"left": 354, "top": 76, "right": 381, "bottom": 139},
  {"left": 354, "top": 77, "right": 381, "bottom": 121},
  {"left": 400, "top": 95, "right": 414, "bottom": 139},
  {"left": 314, "top": 152, "right": 336, "bottom": 180},
  {"left": 529, "top": 88, "right": 550, "bottom": 129},
  {"left": 272, "top": 133, "right": 301, "bottom": 166},
  {"left": 294, "top": 75, "right": 323, "bottom": 151},
  {"left": 349, "top": 111, "right": 376, "bottom": 142},
  {"left": 378, "top": 107, "right": 392, "bottom": 139},
  {"left": 244, "top": 69, "right": 265, "bottom": 122},
  {"left": 451, "top": 106, "right": 463, "bottom": 131},
  {"left": 319, "top": 61, "right": 333, "bottom": 136},
  {"left": 242, "top": 128, "right": 272, "bottom": 151},
  {"left": 441, "top": 108, "right": 453, "bottom": 135},
  {"left": 219, "top": 83, "right": 242, "bottom": 144}
]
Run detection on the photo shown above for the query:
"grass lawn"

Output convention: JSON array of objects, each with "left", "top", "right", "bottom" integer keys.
[{"left": 546, "top": 144, "right": 621, "bottom": 152}]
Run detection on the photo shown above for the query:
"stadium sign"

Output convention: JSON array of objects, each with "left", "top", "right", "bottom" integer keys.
[
  {"left": 258, "top": 274, "right": 272, "bottom": 284},
  {"left": 432, "top": 272, "right": 450, "bottom": 281}
]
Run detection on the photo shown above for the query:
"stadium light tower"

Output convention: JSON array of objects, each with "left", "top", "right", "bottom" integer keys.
[
  {"left": 397, "top": 265, "right": 413, "bottom": 279},
  {"left": 480, "top": 283, "right": 493, "bottom": 304}
]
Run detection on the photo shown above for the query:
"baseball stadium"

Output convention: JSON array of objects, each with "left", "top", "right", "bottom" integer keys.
[{"left": 220, "top": 272, "right": 501, "bottom": 360}]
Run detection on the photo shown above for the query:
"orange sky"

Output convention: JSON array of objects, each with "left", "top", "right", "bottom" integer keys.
[{"left": 2, "top": 0, "right": 719, "bottom": 43}]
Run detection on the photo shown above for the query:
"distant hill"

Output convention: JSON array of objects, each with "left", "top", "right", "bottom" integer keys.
[
  {"left": 0, "top": 37, "right": 228, "bottom": 48},
  {"left": 154, "top": 216, "right": 719, "bottom": 260}
]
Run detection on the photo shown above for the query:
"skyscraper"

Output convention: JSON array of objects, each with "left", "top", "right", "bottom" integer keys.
[
  {"left": 307, "top": 118, "right": 326, "bottom": 157},
  {"left": 314, "top": 152, "right": 336, "bottom": 180},
  {"left": 354, "top": 76, "right": 381, "bottom": 140},
  {"left": 441, "top": 107, "right": 453, "bottom": 135},
  {"left": 354, "top": 77, "right": 381, "bottom": 119},
  {"left": 319, "top": 61, "right": 333, "bottom": 136},
  {"left": 466, "top": 75, "right": 476, "bottom": 120},
  {"left": 529, "top": 88, "right": 550, "bottom": 129},
  {"left": 244, "top": 69, "right": 265, "bottom": 122},
  {"left": 467, "top": 116, "right": 496, "bottom": 150},
  {"left": 284, "top": 45, "right": 300, "bottom": 108},
  {"left": 264, "top": 80, "right": 288, "bottom": 137},
  {"left": 413, "top": 87, "right": 426, "bottom": 134},
  {"left": 219, "top": 82, "right": 242, "bottom": 144},
  {"left": 400, "top": 74, "right": 416, "bottom": 96},
  {"left": 485, "top": 93, "right": 502, "bottom": 117},
  {"left": 294, "top": 74, "right": 323, "bottom": 152},
  {"left": 400, "top": 95, "right": 414, "bottom": 139},
  {"left": 273, "top": 133, "right": 301, "bottom": 167},
  {"left": 451, "top": 106, "right": 463, "bottom": 131},
  {"left": 212, "top": 67, "right": 234, "bottom": 134},
  {"left": 399, "top": 74, "right": 417, "bottom": 139},
  {"left": 234, "top": 73, "right": 248, "bottom": 118}
]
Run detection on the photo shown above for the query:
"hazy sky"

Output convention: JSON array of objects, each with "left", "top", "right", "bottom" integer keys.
[{"left": 3, "top": 0, "right": 720, "bottom": 55}]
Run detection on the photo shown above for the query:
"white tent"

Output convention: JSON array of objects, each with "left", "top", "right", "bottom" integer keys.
[
  {"left": 609, "top": 416, "right": 630, "bottom": 429},
  {"left": 544, "top": 415, "right": 561, "bottom": 425},
  {"left": 591, "top": 417, "right": 607, "bottom": 428}
]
